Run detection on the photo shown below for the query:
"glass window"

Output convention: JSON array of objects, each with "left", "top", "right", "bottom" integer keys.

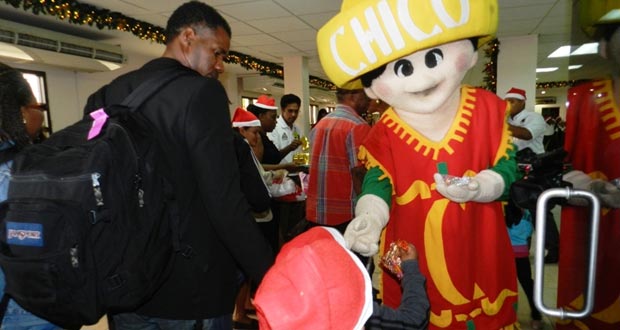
[{"left": 20, "top": 70, "right": 52, "bottom": 139}]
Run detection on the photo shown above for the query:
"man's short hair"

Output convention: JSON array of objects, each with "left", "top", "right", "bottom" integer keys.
[
  {"left": 280, "top": 94, "right": 301, "bottom": 109},
  {"left": 247, "top": 103, "right": 268, "bottom": 117},
  {"left": 165, "top": 1, "right": 231, "bottom": 44},
  {"left": 335, "top": 88, "right": 364, "bottom": 102}
]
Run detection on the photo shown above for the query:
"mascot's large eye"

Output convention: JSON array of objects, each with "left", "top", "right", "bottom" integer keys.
[
  {"left": 425, "top": 49, "right": 444, "bottom": 68},
  {"left": 394, "top": 59, "right": 414, "bottom": 77}
]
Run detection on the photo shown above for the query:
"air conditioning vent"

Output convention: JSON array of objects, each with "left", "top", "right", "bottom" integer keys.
[
  {"left": 60, "top": 42, "right": 93, "bottom": 58},
  {"left": 94, "top": 49, "right": 124, "bottom": 63},
  {"left": 17, "top": 33, "right": 58, "bottom": 52},
  {"left": 0, "top": 29, "right": 15, "bottom": 44},
  {"left": 0, "top": 18, "right": 125, "bottom": 72}
]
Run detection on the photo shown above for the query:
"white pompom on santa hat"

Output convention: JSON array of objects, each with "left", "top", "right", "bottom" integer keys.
[
  {"left": 504, "top": 87, "right": 526, "bottom": 100},
  {"left": 232, "top": 107, "right": 261, "bottom": 127}
]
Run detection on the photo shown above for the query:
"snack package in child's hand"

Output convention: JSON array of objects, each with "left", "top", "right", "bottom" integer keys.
[{"left": 381, "top": 240, "right": 409, "bottom": 279}]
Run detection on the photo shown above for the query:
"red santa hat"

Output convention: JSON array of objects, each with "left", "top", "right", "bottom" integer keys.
[
  {"left": 231, "top": 107, "right": 261, "bottom": 127},
  {"left": 505, "top": 87, "right": 527, "bottom": 100},
  {"left": 254, "top": 94, "right": 279, "bottom": 110},
  {"left": 254, "top": 226, "right": 373, "bottom": 330}
]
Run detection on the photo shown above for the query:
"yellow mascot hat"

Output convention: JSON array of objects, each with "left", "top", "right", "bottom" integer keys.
[
  {"left": 579, "top": 0, "right": 620, "bottom": 39},
  {"left": 317, "top": 0, "right": 498, "bottom": 89}
]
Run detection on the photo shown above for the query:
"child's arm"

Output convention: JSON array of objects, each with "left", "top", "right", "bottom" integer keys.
[{"left": 366, "top": 245, "right": 430, "bottom": 329}]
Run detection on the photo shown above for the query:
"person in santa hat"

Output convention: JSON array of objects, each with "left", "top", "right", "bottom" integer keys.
[
  {"left": 247, "top": 95, "right": 298, "bottom": 172},
  {"left": 505, "top": 87, "right": 547, "bottom": 156},
  {"left": 230, "top": 107, "right": 279, "bottom": 329},
  {"left": 254, "top": 226, "right": 429, "bottom": 330}
]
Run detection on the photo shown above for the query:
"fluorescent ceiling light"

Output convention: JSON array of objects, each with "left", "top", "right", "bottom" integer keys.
[
  {"left": 571, "top": 43, "right": 598, "bottom": 55},
  {"left": 0, "top": 43, "right": 33, "bottom": 61},
  {"left": 548, "top": 45, "right": 571, "bottom": 58},
  {"left": 96, "top": 60, "right": 122, "bottom": 71},
  {"left": 536, "top": 67, "right": 558, "bottom": 73},
  {"left": 547, "top": 43, "right": 600, "bottom": 58},
  {"left": 569, "top": 65, "right": 583, "bottom": 70},
  {"left": 600, "top": 9, "right": 620, "bottom": 23}
]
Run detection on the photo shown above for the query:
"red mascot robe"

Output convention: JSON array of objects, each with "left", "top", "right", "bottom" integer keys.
[
  {"left": 557, "top": 79, "right": 620, "bottom": 330},
  {"left": 360, "top": 87, "right": 518, "bottom": 329}
]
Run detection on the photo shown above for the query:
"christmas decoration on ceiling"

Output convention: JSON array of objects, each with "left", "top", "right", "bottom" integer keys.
[{"left": 3, "top": 0, "right": 337, "bottom": 90}]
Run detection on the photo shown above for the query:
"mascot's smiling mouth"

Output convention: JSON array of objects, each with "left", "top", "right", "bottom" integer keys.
[{"left": 413, "top": 83, "right": 439, "bottom": 97}]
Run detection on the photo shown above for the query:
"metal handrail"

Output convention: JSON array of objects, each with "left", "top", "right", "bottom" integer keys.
[{"left": 533, "top": 187, "right": 600, "bottom": 319}]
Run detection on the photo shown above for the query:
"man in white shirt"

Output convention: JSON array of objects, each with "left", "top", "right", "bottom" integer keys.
[
  {"left": 268, "top": 94, "right": 303, "bottom": 164},
  {"left": 505, "top": 87, "right": 559, "bottom": 264},
  {"left": 505, "top": 87, "right": 547, "bottom": 154}
]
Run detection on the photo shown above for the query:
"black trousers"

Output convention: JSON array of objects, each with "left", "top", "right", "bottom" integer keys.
[
  {"left": 530, "top": 208, "right": 560, "bottom": 255},
  {"left": 515, "top": 257, "right": 542, "bottom": 320}
]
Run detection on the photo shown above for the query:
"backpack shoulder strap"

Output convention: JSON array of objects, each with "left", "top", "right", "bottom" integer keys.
[{"left": 106, "top": 69, "right": 190, "bottom": 116}]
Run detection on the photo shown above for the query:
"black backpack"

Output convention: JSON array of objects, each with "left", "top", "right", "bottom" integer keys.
[{"left": 0, "top": 70, "right": 186, "bottom": 329}]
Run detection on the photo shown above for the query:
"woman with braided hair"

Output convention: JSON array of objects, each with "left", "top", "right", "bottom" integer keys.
[{"left": 0, "top": 62, "right": 59, "bottom": 329}]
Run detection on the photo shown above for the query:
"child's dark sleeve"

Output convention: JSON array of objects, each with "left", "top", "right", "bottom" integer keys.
[{"left": 366, "top": 260, "right": 430, "bottom": 330}]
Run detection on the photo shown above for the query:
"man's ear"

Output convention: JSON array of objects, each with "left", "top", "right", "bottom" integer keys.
[
  {"left": 364, "top": 87, "right": 378, "bottom": 100},
  {"left": 178, "top": 27, "right": 196, "bottom": 49}
]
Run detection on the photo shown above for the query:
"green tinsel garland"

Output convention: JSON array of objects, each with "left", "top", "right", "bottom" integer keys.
[
  {"left": 3, "top": 0, "right": 513, "bottom": 92},
  {"left": 2, "top": 0, "right": 337, "bottom": 89},
  {"left": 482, "top": 38, "right": 499, "bottom": 93}
]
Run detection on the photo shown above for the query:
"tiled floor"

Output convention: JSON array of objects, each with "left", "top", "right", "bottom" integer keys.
[
  {"left": 518, "top": 205, "right": 561, "bottom": 330},
  {"left": 516, "top": 259, "right": 558, "bottom": 330}
]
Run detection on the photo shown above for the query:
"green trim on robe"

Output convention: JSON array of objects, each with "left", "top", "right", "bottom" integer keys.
[
  {"left": 358, "top": 142, "right": 520, "bottom": 207},
  {"left": 358, "top": 166, "right": 392, "bottom": 206}
]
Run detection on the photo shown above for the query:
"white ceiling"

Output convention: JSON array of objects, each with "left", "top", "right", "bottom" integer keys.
[{"left": 0, "top": 0, "right": 610, "bottom": 94}]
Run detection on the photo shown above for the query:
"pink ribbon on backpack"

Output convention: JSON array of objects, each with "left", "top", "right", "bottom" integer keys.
[{"left": 87, "top": 109, "right": 109, "bottom": 140}]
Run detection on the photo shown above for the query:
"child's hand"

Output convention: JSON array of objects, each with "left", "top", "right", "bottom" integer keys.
[{"left": 398, "top": 243, "right": 417, "bottom": 262}]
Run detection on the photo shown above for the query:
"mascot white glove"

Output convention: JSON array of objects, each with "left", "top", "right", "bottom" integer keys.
[
  {"left": 433, "top": 170, "right": 504, "bottom": 203},
  {"left": 590, "top": 180, "right": 620, "bottom": 208},
  {"left": 564, "top": 170, "right": 620, "bottom": 208},
  {"left": 344, "top": 194, "right": 389, "bottom": 257},
  {"left": 563, "top": 170, "right": 593, "bottom": 206},
  {"left": 563, "top": 170, "right": 592, "bottom": 190}
]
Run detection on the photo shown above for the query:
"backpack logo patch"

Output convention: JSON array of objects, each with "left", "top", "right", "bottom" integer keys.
[{"left": 6, "top": 221, "right": 43, "bottom": 247}]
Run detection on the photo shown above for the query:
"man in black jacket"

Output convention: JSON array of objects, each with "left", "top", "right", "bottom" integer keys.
[{"left": 83, "top": 2, "right": 274, "bottom": 329}]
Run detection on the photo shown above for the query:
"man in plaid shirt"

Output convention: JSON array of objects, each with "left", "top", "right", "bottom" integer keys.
[{"left": 306, "top": 88, "right": 372, "bottom": 233}]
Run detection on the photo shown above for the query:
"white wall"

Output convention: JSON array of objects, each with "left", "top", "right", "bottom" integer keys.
[
  {"left": 6, "top": 52, "right": 158, "bottom": 132},
  {"left": 7, "top": 52, "right": 330, "bottom": 134},
  {"left": 497, "top": 35, "right": 538, "bottom": 110}
]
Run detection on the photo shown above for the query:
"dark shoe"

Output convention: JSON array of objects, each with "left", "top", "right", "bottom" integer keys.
[
  {"left": 233, "top": 319, "right": 259, "bottom": 330},
  {"left": 544, "top": 250, "right": 558, "bottom": 264},
  {"left": 531, "top": 319, "right": 544, "bottom": 330}
]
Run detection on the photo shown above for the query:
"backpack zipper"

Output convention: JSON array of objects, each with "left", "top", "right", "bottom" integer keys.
[
  {"left": 91, "top": 173, "right": 104, "bottom": 206},
  {"left": 11, "top": 172, "right": 104, "bottom": 207}
]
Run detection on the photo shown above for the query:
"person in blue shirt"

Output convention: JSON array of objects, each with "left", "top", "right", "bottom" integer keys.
[{"left": 0, "top": 62, "right": 60, "bottom": 330}]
